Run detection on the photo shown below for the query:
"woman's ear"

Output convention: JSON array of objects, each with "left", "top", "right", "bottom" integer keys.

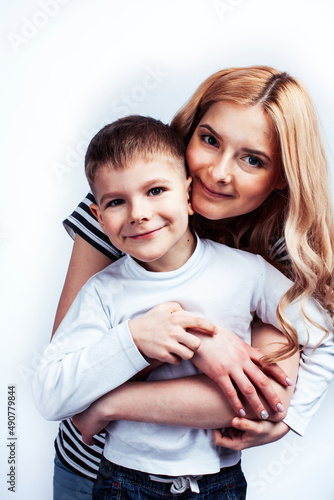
[
  {"left": 90, "top": 204, "right": 106, "bottom": 233},
  {"left": 275, "top": 175, "right": 288, "bottom": 191},
  {"left": 275, "top": 164, "right": 288, "bottom": 191},
  {"left": 186, "top": 176, "right": 194, "bottom": 215}
]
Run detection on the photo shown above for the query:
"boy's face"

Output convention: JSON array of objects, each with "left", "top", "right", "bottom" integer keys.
[{"left": 90, "top": 155, "right": 195, "bottom": 272}]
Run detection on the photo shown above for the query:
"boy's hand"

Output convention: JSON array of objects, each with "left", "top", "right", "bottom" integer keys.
[
  {"left": 192, "top": 327, "right": 291, "bottom": 420},
  {"left": 213, "top": 418, "right": 290, "bottom": 451},
  {"left": 129, "top": 302, "right": 217, "bottom": 364}
]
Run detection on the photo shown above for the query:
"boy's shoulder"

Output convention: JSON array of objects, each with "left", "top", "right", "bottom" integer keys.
[
  {"left": 80, "top": 254, "right": 129, "bottom": 293},
  {"left": 201, "top": 237, "right": 261, "bottom": 262},
  {"left": 200, "top": 237, "right": 282, "bottom": 275}
]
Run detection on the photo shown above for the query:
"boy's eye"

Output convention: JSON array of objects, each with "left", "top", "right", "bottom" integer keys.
[
  {"left": 108, "top": 199, "right": 124, "bottom": 207},
  {"left": 202, "top": 134, "right": 218, "bottom": 147},
  {"left": 244, "top": 155, "right": 263, "bottom": 167},
  {"left": 148, "top": 187, "right": 165, "bottom": 196}
]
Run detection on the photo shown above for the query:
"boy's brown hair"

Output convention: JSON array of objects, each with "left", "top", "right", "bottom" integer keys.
[{"left": 85, "top": 115, "right": 187, "bottom": 192}]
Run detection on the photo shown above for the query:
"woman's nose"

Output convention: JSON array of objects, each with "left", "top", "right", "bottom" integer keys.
[{"left": 208, "top": 154, "right": 233, "bottom": 183}]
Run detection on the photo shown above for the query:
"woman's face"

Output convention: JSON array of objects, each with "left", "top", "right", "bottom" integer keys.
[{"left": 186, "top": 101, "right": 285, "bottom": 220}]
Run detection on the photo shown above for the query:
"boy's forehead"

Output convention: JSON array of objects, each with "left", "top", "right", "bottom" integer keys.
[
  {"left": 103, "top": 152, "right": 187, "bottom": 178},
  {"left": 94, "top": 155, "right": 187, "bottom": 192}
]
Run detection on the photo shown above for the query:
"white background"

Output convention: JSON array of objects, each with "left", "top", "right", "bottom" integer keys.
[{"left": 1, "top": 0, "right": 334, "bottom": 498}]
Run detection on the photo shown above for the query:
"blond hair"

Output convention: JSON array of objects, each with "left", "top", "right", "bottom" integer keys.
[{"left": 171, "top": 66, "right": 334, "bottom": 362}]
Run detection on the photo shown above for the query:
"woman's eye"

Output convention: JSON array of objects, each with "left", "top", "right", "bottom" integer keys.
[
  {"left": 108, "top": 199, "right": 124, "bottom": 207},
  {"left": 244, "top": 155, "right": 263, "bottom": 167},
  {"left": 148, "top": 187, "right": 164, "bottom": 196},
  {"left": 202, "top": 134, "right": 218, "bottom": 147}
]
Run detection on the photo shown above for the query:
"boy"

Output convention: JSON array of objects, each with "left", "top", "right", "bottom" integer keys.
[{"left": 33, "top": 116, "right": 325, "bottom": 498}]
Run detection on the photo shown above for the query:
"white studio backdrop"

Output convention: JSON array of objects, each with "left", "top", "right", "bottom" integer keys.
[{"left": 1, "top": 0, "right": 334, "bottom": 498}]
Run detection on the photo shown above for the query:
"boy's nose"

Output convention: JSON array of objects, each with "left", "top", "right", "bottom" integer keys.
[{"left": 129, "top": 202, "right": 151, "bottom": 224}]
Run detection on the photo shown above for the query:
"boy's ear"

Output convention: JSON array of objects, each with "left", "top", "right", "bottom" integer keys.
[
  {"left": 90, "top": 204, "right": 106, "bottom": 233},
  {"left": 186, "top": 177, "right": 194, "bottom": 216}
]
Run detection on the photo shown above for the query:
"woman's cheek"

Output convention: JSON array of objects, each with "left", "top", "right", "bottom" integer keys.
[{"left": 185, "top": 145, "right": 198, "bottom": 174}]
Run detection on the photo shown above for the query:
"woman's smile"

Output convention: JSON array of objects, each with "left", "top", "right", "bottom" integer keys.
[{"left": 197, "top": 178, "right": 235, "bottom": 199}]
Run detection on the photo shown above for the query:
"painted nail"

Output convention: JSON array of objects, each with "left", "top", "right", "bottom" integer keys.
[
  {"left": 260, "top": 410, "right": 269, "bottom": 420},
  {"left": 276, "top": 403, "right": 285, "bottom": 413},
  {"left": 239, "top": 409, "right": 246, "bottom": 417},
  {"left": 286, "top": 377, "right": 293, "bottom": 386}
]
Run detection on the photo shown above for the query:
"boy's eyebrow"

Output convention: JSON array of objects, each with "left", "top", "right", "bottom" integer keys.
[
  {"left": 140, "top": 177, "right": 173, "bottom": 188},
  {"left": 99, "top": 192, "right": 119, "bottom": 206},
  {"left": 99, "top": 177, "right": 173, "bottom": 206}
]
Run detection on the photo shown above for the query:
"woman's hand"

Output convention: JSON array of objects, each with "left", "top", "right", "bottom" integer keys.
[
  {"left": 213, "top": 417, "right": 290, "bottom": 451},
  {"left": 192, "top": 327, "right": 291, "bottom": 420},
  {"left": 129, "top": 302, "right": 217, "bottom": 364}
]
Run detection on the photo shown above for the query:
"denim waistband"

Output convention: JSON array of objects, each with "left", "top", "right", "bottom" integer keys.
[{"left": 99, "top": 457, "right": 243, "bottom": 495}]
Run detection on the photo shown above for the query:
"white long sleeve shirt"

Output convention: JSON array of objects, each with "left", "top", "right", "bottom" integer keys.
[{"left": 33, "top": 237, "right": 334, "bottom": 475}]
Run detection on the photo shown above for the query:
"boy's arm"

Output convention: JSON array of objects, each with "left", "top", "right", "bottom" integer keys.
[
  {"left": 51, "top": 234, "right": 114, "bottom": 337},
  {"left": 36, "top": 292, "right": 217, "bottom": 422},
  {"left": 72, "top": 324, "right": 299, "bottom": 445},
  {"left": 33, "top": 288, "right": 150, "bottom": 422}
]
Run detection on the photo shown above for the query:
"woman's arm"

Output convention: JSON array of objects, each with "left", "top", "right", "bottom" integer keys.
[
  {"left": 51, "top": 234, "right": 114, "bottom": 336},
  {"left": 73, "top": 324, "right": 299, "bottom": 444}
]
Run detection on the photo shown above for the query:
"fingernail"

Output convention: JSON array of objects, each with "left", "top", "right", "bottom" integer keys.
[
  {"left": 276, "top": 403, "right": 285, "bottom": 413},
  {"left": 239, "top": 409, "right": 246, "bottom": 417},
  {"left": 286, "top": 377, "right": 293, "bottom": 386},
  {"left": 260, "top": 410, "right": 269, "bottom": 420}
]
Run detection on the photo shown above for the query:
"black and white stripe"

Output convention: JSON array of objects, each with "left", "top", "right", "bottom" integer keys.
[
  {"left": 268, "top": 236, "right": 289, "bottom": 264},
  {"left": 63, "top": 192, "right": 123, "bottom": 261},
  {"left": 55, "top": 419, "right": 104, "bottom": 480}
]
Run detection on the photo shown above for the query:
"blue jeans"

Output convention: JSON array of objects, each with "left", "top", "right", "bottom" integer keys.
[
  {"left": 93, "top": 457, "right": 247, "bottom": 499},
  {"left": 53, "top": 453, "right": 95, "bottom": 500}
]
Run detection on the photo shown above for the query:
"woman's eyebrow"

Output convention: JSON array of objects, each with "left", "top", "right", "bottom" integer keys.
[
  {"left": 242, "top": 148, "right": 272, "bottom": 162},
  {"left": 199, "top": 124, "right": 273, "bottom": 162},
  {"left": 198, "top": 124, "right": 222, "bottom": 140}
]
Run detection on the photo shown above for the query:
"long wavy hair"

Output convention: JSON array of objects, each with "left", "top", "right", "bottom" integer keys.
[{"left": 171, "top": 66, "right": 334, "bottom": 362}]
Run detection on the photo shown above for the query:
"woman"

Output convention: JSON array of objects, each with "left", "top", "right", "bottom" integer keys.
[{"left": 52, "top": 66, "right": 334, "bottom": 499}]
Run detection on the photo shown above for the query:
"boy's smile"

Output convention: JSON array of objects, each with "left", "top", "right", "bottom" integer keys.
[{"left": 90, "top": 156, "right": 195, "bottom": 272}]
